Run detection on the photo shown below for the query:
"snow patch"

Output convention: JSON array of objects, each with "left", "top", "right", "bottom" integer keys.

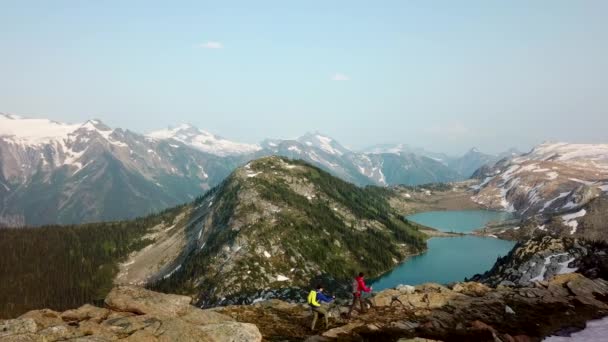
[
  {"left": 561, "top": 209, "right": 586, "bottom": 235},
  {"left": 543, "top": 316, "right": 608, "bottom": 341},
  {"left": 541, "top": 192, "right": 570, "bottom": 212},
  {"left": 147, "top": 124, "right": 260, "bottom": 156}
]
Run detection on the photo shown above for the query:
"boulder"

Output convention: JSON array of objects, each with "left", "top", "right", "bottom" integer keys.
[
  {"left": 149, "top": 318, "right": 213, "bottom": 341},
  {"left": 179, "top": 307, "right": 234, "bottom": 325},
  {"left": 36, "top": 324, "right": 83, "bottom": 341},
  {"left": 102, "top": 315, "right": 162, "bottom": 338},
  {"left": 370, "top": 289, "right": 401, "bottom": 307},
  {"left": 415, "top": 283, "right": 451, "bottom": 294},
  {"left": 61, "top": 304, "right": 110, "bottom": 323},
  {"left": 322, "top": 323, "right": 364, "bottom": 338},
  {"left": 396, "top": 292, "right": 457, "bottom": 310},
  {"left": 396, "top": 284, "right": 416, "bottom": 294},
  {"left": 0, "top": 334, "right": 44, "bottom": 342},
  {"left": 18, "top": 309, "right": 63, "bottom": 329},
  {"left": 104, "top": 286, "right": 192, "bottom": 318},
  {"left": 451, "top": 282, "right": 491, "bottom": 297},
  {"left": 76, "top": 320, "right": 119, "bottom": 340},
  {"left": 0, "top": 318, "right": 38, "bottom": 338},
  {"left": 198, "top": 322, "right": 262, "bottom": 342}
]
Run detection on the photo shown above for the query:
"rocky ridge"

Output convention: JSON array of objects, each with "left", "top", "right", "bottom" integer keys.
[
  {"left": 472, "top": 236, "right": 608, "bottom": 287},
  {"left": 3, "top": 272, "right": 607, "bottom": 341}
]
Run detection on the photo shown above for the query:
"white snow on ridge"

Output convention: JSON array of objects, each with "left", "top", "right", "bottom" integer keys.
[
  {"left": 297, "top": 133, "right": 349, "bottom": 156},
  {"left": 562, "top": 209, "right": 586, "bottom": 235},
  {"left": 521, "top": 142, "right": 608, "bottom": 168},
  {"left": 0, "top": 113, "right": 81, "bottom": 145},
  {"left": 531, "top": 253, "right": 573, "bottom": 282},
  {"left": 147, "top": 124, "right": 260, "bottom": 156},
  {"left": 541, "top": 192, "right": 570, "bottom": 212}
]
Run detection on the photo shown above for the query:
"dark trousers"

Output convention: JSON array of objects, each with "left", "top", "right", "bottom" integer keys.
[{"left": 347, "top": 293, "right": 366, "bottom": 317}]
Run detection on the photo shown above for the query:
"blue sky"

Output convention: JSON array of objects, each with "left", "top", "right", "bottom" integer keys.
[{"left": 1, "top": 1, "right": 607, "bottom": 154}]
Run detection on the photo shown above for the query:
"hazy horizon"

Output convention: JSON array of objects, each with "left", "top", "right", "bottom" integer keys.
[{"left": 2, "top": 1, "right": 607, "bottom": 155}]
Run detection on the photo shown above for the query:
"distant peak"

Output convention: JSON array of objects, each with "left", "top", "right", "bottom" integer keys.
[
  {"left": 146, "top": 125, "right": 260, "bottom": 156},
  {"left": 80, "top": 119, "right": 111, "bottom": 132}
]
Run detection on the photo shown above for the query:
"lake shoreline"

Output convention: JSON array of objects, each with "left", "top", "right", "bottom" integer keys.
[{"left": 371, "top": 209, "right": 517, "bottom": 290}]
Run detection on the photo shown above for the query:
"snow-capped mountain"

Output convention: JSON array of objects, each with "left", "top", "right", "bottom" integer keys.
[
  {"left": 363, "top": 144, "right": 521, "bottom": 178},
  {"left": 260, "top": 133, "right": 462, "bottom": 186},
  {"left": 147, "top": 124, "right": 260, "bottom": 156},
  {"left": 0, "top": 112, "right": 528, "bottom": 226},
  {"left": 295, "top": 132, "right": 351, "bottom": 156},
  {"left": 0, "top": 114, "right": 243, "bottom": 226},
  {"left": 472, "top": 142, "right": 608, "bottom": 239}
]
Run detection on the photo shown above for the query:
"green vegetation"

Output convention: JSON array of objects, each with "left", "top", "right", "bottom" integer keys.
[
  {"left": 0, "top": 205, "right": 185, "bottom": 318},
  {"left": 152, "top": 157, "right": 426, "bottom": 304},
  {"left": 0, "top": 156, "right": 428, "bottom": 316}
]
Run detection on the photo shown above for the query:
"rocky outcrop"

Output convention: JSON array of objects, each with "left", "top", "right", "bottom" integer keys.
[
  {"left": 3, "top": 273, "right": 608, "bottom": 341},
  {"left": 472, "top": 236, "right": 608, "bottom": 287},
  {"left": 0, "top": 286, "right": 262, "bottom": 342},
  {"left": 216, "top": 273, "right": 608, "bottom": 341}
]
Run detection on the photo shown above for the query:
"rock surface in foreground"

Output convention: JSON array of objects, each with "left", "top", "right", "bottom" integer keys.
[
  {"left": 0, "top": 286, "right": 262, "bottom": 342},
  {"left": 2, "top": 273, "right": 608, "bottom": 341},
  {"left": 218, "top": 273, "right": 608, "bottom": 341}
]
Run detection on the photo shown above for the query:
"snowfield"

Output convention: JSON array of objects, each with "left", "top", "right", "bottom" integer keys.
[
  {"left": 147, "top": 124, "right": 261, "bottom": 156},
  {"left": 544, "top": 316, "right": 608, "bottom": 341}
]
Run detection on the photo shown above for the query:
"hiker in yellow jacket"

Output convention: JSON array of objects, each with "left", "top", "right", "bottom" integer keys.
[{"left": 307, "top": 284, "right": 335, "bottom": 331}]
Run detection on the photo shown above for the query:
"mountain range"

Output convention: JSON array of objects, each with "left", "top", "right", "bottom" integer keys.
[
  {"left": 0, "top": 113, "right": 517, "bottom": 226},
  {"left": 0, "top": 157, "right": 426, "bottom": 316}
]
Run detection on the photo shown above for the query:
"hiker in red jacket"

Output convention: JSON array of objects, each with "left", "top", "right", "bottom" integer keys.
[{"left": 347, "top": 272, "right": 373, "bottom": 318}]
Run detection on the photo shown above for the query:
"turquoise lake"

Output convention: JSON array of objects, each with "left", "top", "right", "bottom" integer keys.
[
  {"left": 406, "top": 210, "right": 514, "bottom": 233},
  {"left": 371, "top": 210, "right": 516, "bottom": 290}
]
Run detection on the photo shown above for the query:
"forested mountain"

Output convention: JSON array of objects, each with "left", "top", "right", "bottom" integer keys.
[{"left": 0, "top": 157, "right": 425, "bottom": 318}]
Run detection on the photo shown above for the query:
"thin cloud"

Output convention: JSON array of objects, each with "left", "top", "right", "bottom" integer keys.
[
  {"left": 200, "top": 41, "right": 223, "bottom": 49},
  {"left": 331, "top": 73, "right": 350, "bottom": 81}
]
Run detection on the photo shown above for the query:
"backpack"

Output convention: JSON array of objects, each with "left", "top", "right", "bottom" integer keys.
[{"left": 351, "top": 278, "right": 358, "bottom": 293}]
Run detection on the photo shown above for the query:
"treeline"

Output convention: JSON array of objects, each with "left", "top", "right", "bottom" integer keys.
[{"left": 0, "top": 206, "right": 185, "bottom": 318}]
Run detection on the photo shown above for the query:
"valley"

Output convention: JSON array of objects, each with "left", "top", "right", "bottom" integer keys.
[{"left": 2, "top": 119, "right": 608, "bottom": 341}]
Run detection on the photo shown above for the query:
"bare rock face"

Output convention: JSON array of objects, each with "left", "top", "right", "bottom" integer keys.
[
  {"left": 0, "top": 286, "right": 261, "bottom": 342},
  {"left": 60, "top": 305, "right": 110, "bottom": 323},
  {"left": 104, "top": 285, "right": 193, "bottom": 318}
]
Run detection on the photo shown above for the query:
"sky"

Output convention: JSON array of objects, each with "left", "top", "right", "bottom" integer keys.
[{"left": 1, "top": 1, "right": 607, "bottom": 155}]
